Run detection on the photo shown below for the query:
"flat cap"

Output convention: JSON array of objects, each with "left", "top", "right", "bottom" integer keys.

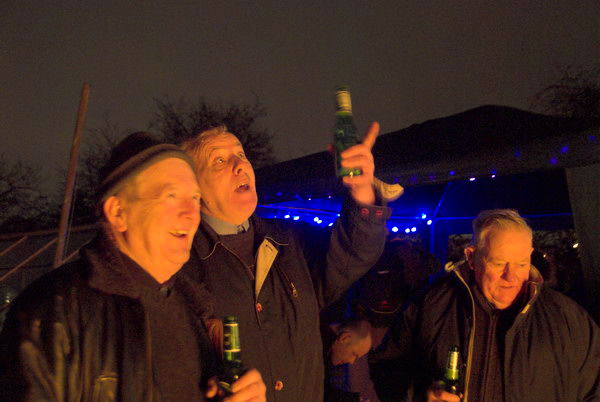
[{"left": 96, "top": 132, "right": 196, "bottom": 207}]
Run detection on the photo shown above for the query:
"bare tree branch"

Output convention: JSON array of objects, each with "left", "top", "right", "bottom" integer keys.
[
  {"left": 531, "top": 65, "right": 600, "bottom": 119},
  {"left": 150, "top": 96, "right": 277, "bottom": 168},
  {"left": 0, "top": 156, "right": 54, "bottom": 232}
]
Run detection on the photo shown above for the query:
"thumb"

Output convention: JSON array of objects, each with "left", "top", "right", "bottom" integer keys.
[{"left": 361, "top": 121, "right": 380, "bottom": 150}]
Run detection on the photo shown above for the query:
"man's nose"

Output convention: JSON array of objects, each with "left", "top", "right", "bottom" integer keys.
[
  {"left": 233, "top": 156, "right": 248, "bottom": 175},
  {"left": 181, "top": 197, "right": 200, "bottom": 218},
  {"left": 503, "top": 264, "right": 519, "bottom": 281}
]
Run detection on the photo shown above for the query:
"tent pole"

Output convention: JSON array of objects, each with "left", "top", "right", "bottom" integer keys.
[{"left": 53, "top": 83, "right": 90, "bottom": 268}]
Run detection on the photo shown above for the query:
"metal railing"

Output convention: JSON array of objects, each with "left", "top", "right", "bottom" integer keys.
[{"left": 0, "top": 224, "right": 98, "bottom": 284}]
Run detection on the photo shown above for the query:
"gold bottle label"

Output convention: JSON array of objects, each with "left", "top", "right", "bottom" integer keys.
[
  {"left": 445, "top": 349, "right": 459, "bottom": 380},
  {"left": 335, "top": 89, "right": 353, "bottom": 113}
]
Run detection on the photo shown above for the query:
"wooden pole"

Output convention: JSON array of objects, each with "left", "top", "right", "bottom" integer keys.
[{"left": 53, "top": 83, "right": 90, "bottom": 268}]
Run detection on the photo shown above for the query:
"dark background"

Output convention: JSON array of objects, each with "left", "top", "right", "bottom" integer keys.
[{"left": 2, "top": 1, "right": 598, "bottom": 192}]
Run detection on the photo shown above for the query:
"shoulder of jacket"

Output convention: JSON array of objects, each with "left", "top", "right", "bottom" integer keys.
[
  {"left": 534, "top": 288, "right": 596, "bottom": 324},
  {"left": 407, "top": 272, "right": 465, "bottom": 315},
  {"left": 29, "top": 261, "right": 87, "bottom": 293},
  {"left": 10, "top": 261, "right": 92, "bottom": 314},
  {"left": 252, "top": 215, "right": 297, "bottom": 242}
]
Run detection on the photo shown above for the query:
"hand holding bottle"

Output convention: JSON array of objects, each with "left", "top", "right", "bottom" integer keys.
[
  {"left": 426, "top": 385, "right": 461, "bottom": 402},
  {"left": 205, "top": 369, "right": 266, "bottom": 401},
  {"left": 426, "top": 345, "right": 462, "bottom": 401},
  {"left": 340, "top": 121, "right": 379, "bottom": 205}
]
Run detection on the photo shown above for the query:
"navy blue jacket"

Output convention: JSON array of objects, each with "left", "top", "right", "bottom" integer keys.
[{"left": 182, "top": 197, "right": 389, "bottom": 401}]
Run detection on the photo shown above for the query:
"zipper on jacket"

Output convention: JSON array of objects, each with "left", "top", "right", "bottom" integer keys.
[
  {"left": 278, "top": 267, "right": 299, "bottom": 298},
  {"left": 290, "top": 282, "right": 298, "bottom": 298},
  {"left": 454, "top": 270, "right": 476, "bottom": 402}
]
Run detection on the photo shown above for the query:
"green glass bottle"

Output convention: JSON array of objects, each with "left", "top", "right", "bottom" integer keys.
[
  {"left": 444, "top": 345, "right": 460, "bottom": 395},
  {"left": 334, "top": 85, "right": 362, "bottom": 177},
  {"left": 218, "top": 316, "right": 243, "bottom": 395}
]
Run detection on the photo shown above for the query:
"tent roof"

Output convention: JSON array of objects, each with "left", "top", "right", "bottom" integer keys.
[{"left": 256, "top": 105, "right": 599, "bottom": 204}]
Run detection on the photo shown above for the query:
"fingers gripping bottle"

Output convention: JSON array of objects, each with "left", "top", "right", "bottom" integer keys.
[
  {"left": 218, "top": 316, "right": 243, "bottom": 395},
  {"left": 334, "top": 85, "right": 362, "bottom": 177}
]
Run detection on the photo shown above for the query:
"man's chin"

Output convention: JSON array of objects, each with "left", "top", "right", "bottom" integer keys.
[
  {"left": 493, "top": 294, "right": 519, "bottom": 309},
  {"left": 169, "top": 251, "right": 191, "bottom": 266},
  {"left": 233, "top": 203, "right": 257, "bottom": 223}
]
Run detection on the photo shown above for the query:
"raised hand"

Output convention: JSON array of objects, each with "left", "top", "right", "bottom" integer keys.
[{"left": 339, "top": 121, "right": 380, "bottom": 205}]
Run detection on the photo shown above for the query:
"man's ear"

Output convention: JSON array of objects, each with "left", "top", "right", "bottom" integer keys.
[
  {"left": 464, "top": 246, "right": 476, "bottom": 270},
  {"left": 103, "top": 196, "right": 127, "bottom": 233},
  {"left": 338, "top": 332, "right": 353, "bottom": 344}
]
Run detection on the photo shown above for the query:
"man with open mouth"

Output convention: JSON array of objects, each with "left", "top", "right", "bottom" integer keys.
[{"left": 181, "top": 123, "right": 390, "bottom": 401}]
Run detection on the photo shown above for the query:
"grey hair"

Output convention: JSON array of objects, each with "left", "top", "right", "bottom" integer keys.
[
  {"left": 179, "top": 125, "right": 229, "bottom": 166},
  {"left": 471, "top": 209, "right": 532, "bottom": 249}
]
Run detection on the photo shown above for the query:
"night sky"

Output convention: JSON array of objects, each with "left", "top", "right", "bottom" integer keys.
[{"left": 2, "top": 1, "right": 598, "bottom": 191}]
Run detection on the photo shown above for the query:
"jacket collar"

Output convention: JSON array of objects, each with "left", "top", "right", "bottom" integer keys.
[
  {"left": 202, "top": 213, "right": 250, "bottom": 235},
  {"left": 83, "top": 232, "right": 141, "bottom": 298},
  {"left": 193, "top": 214, "right": 290, "bottom": 260},
  {"left": 83, "top": 231, "right": 214, "bottom": 322},
  {"left": 249, "top": 214, "right": 290, "bottom": 245}
]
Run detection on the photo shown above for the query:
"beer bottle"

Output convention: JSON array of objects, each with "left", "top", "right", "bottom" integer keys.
[
  {"left": 444, "top": 345, "right": 460, "bottom": 395},
  {"left": 334, "top": 85, "right": 362, "bottom": 177},
  {"left": 218, "top": 315, "right": 243, "bottom": 395}
]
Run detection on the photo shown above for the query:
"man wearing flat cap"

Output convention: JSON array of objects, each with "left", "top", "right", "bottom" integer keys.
[{"left": 0, "top": 132, "right": 266, "bottom": 401}]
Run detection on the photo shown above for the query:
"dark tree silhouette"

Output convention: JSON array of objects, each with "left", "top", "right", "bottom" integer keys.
[
  {"left": 150, "top": 96, "right": 277, "bottom": 168},
  {"left": 0, "top": 156, "right": 54, "bottom": 232},
  {"left": 531, "top": 65, "right": 600, "bottom": 119}
]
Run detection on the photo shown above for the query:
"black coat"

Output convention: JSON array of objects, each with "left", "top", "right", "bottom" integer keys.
[
  {"left": 0, "top": 233, "right": 217, "bottom": 401},
  {"left": 377, "top": 262, "right": 600, "bottom": 402},
  {"left": 181, "top": 198, "right": 389, "bottom": 401}
]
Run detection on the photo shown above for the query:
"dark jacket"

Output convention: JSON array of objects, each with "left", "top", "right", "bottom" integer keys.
[
  {"left": 0, "top": 234, "right": 217, "bottom": 402},
  {"left": 181, "top": 198, "right": 389, "bottom": 401},
  {"left": 378, "top": 262, "right": 600, "bottom": 402}
]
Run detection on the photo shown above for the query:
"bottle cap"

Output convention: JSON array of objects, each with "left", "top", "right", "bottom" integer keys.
[{"left": 335, "top": 85, "right": 352, "bottom": 113}]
